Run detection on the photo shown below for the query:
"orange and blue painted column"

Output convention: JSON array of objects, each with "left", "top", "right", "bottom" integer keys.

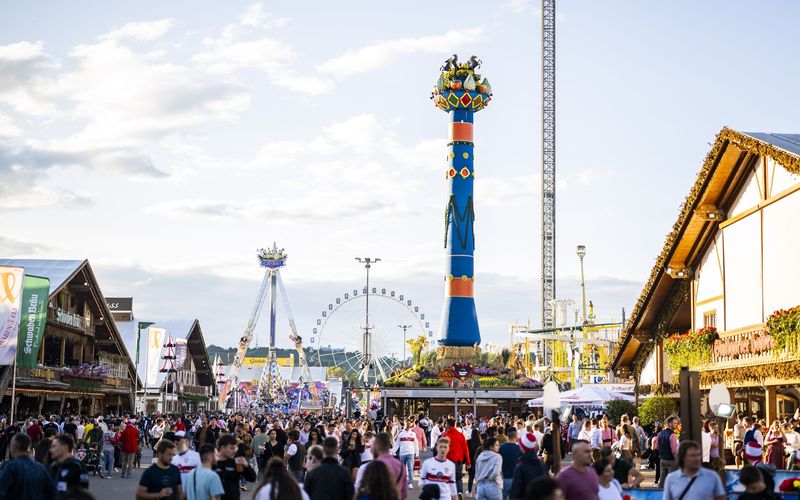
[{"left": 433, "top": 77, "right": 491, "bottom": 346}]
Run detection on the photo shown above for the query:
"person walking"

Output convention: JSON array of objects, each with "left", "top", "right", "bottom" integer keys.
[
  {"left": 121, "top": 419, "right": 140, "bottom": 479},
  {"left": 101, "top": 422, "right": 118, "bottom": 478},
  {"left": 392, "top": 420, "right": 419, "bottom": 490},
  {"left": 467, "top": 429, "right": 483, "bottom": 495},
  {"left": 285, "top": 429, "right": 307, "bottom": 483},
  {"left": 185, "top": 444, "right": 225, "bottom": 500},
  {"left": 662, "top": 440, "right": 725, "bottom": 500},
  {"left": 594, "top": 458, "right": 624, "bottom": 500},
  {"left": 555, "top": 440, "right": 598, "bottom": 500},
  {"left": 50, "top": 434, "right": 90, "bottom": 499},
  {"left": 474, "top": 437, "right": 503, "bottom": 500},
  {"left": 355, "top": 432, "right": 406, "bottom": 499},
  {"left": 567, "top": 415, "right": 582, "bottom": 454},
  {"left": 509, "top": 432, "right": 546, "bottom": 500},
  {"left": 419, "top": 437, "right": 458, "bottom": 500},
  {"left": 0, "top": 433, "right": 55, "bottom": 499},
  {"left": 251, "top": 426, "right": 269, "bottom": 483},
  {"left": 658, "top": 416, "right": 680, "bottom": 487},
  {"left": 173, "top": 431, "right": 202, "bottom": 489},
  {"left": 254, "top": 457, "right": 310, "bottom": 500},
  {"left": 355, "top": 460, "right": 400, "bottom": 500},
  {"left": 305, "top": 436, "right": 355, "bottom": 500},
  {"left": 443, "top": 417, "right": 471, "bottom": 498},
  {"left": 499, "top": 427, "right": 522, "bottom": 498},
  {"left": 215, "top": 433, "right": 257, "bottom": 499},
  {"left": 137, "top": 439, "right": 183, "bottom": 500}
]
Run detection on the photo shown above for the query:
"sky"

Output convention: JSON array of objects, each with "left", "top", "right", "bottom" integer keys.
[{"left": 1, "top": 1, "right": 799, "bottom": 355}]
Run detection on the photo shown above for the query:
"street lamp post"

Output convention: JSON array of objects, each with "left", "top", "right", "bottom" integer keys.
[
  {"left": 355, "top": 257, "right": 381, "bottom": 383},
  {"left": 576, "top": 245, "right": 587, "bottom": 325},
  {"left": 398, "top": 324, "right": 411, "bottom": 366}
]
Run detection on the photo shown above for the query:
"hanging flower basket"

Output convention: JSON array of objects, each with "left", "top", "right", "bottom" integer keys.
[
  {"left": 664, "top": 327, "right": 718, "bottom": 371},
  {"left": 767, "top": 305, "right": 800, "bottom": 353}
]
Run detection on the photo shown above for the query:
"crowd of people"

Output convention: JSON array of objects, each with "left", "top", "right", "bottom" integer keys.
[{"left": 0, "top": 407, "right": 797, "bottom": 499}]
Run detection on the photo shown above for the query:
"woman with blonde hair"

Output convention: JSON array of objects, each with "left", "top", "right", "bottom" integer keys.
[{"left": 764, "top": 420, "right": 785, "bottom": 468}]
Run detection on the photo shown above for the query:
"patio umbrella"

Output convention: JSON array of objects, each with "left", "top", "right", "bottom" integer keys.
[{"left": 527, "top": 385, "right": 635, "bottom": 407}]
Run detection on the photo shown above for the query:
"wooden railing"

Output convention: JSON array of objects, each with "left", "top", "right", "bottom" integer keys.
[{"left": 697, "top": 323, "right": 800, "bottom": 369}]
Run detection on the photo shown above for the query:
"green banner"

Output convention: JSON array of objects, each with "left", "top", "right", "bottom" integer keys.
[{"left": 17, "top": 275, "right": 50, "bottom": 368}]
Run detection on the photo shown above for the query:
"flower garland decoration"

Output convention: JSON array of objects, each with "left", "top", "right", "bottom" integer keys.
[
  {"left": 663, "top": 327, "right": 718, "bottom": 371},
  {"left": 766, "top": 305, "right": 800, "bottom": 353}
]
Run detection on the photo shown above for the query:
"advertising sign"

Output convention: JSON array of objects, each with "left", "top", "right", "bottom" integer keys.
[
  {"left": 0, "top": 267, "right": 24, "bottom": 366},
  {"left": 16, "top": 275, "right": 50, "bottom": 368}
]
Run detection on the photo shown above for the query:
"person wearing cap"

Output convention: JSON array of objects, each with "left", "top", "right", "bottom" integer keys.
[
  {"left": 509, "top": 431, "right": 545, "bottom": 500},
  {"left": 499, "top": 427, "right": 522, "bottom": 498},
  {"left": 173, "top": 430, "right": 202, "bottom": 490},
  {"left": 121, "top": 419, "right": 140, "bottom": 478}
]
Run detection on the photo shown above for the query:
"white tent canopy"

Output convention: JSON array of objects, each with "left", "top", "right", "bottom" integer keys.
[{"left": 527, "top": 385, "right": 635, "bottom": 407}]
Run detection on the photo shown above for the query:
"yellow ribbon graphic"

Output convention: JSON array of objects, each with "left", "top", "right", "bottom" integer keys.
[{"left": 0, "top": 272, "right": 18, "bottom": 304}]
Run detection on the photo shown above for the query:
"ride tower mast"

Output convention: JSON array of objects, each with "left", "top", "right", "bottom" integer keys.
[{"left": 541, "top": 0, "right": 557, "bottom": 328}]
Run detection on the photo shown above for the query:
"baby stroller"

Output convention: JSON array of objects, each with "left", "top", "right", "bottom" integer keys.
[{"left": 82, "top": 444, "right": 102, "bottom": 476}]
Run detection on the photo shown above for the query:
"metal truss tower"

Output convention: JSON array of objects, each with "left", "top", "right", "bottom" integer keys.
[{"left": 541, "top": 0, "right": 556, "bottom": 328}]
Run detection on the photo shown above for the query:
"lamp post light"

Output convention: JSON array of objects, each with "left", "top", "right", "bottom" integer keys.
[
  {"left": 576, "top": 245, "right": 587, "bottom": 325},
  {"left": 398, "top": 324, "right": 412, "bottom": 366},
  {"left": 355, "top": 257, "right": 381, "bottom": 383}
]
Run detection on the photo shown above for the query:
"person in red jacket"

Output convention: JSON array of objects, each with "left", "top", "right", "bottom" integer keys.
[
  {"left": 120, "top": 419, "right": 140, "bottom": 478},
  {"left": 26, "top": 419, "right": 43, "bottom": 444},
  {"left": 443, "top": 418, "right": 470, "bottom": 499}
]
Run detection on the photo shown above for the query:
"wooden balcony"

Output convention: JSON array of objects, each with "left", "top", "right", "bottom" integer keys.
[{"left": 695, "top": 323, "right": 800, "bottom": 370}]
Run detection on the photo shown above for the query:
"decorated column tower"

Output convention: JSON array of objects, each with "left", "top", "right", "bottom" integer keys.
[{"left": 431, "top": 55, "right": 492, "bottom": 353}]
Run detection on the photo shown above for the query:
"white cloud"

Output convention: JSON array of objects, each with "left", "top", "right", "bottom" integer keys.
[
  {"left": 317, "top": 27, "right": 485, "bottom": 79},
  {"left": 0, "top": 113, "right": 21, "bottom": 136},
  {"left": 57, "top": 37, "right": 250, "bottom": 145},
  {"left": 0, "top": 40, "right": 58, "bottom": 116},
  {"left": 100, "top": 19, "right": 174, "bottom": 42}
]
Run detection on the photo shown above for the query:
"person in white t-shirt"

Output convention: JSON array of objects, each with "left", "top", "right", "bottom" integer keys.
[
  {"left": 419, "top": 437, "right": 458, "bottom": 500},
  {"left": 392, "top": 420, "right": 419, "bottom": 489},
  {"left": 172, "top": 431, "right": 202, "bottom": 490},
  {"left": 361, "top": 431, "right": 375, "bottom": 464},
  {"left": 431, "top": 419, "right": 445, "bottom": 446}
]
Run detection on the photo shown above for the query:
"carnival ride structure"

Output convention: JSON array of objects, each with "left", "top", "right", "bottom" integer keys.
[
  {"left": 308, "top": 289, "right": 434, "bottom": 381},
  {"left": 222, "top": 244, "right": 314, "bottom": 409},
  {"left": 508, "top": 303, "right": 623, "bottom": 389}
]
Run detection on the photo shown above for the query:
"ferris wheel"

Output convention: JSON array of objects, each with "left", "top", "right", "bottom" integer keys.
[{"left": 308, "top": 287, "right": 434, "bottom": 382}]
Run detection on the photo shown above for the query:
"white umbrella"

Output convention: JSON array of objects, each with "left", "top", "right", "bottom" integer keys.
[{"left": 527, "top": 385, "right": 635, "bottom": 407}]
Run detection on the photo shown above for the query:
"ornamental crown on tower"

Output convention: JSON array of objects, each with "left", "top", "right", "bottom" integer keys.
[{"left": 431, "top": 54, "right": 492, "bottom": 112}]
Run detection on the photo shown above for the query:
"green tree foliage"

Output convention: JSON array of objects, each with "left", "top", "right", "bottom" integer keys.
[
  {"left": 637, "top": 396, "right": 678, "bottom": 427},
  {"left": 605, "top": 399, "right": 637, "bottom": 425}
]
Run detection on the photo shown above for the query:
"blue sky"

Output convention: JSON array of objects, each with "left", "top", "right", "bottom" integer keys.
[{"left": 1, "top": 1, "right": 798, "bottom": 353}]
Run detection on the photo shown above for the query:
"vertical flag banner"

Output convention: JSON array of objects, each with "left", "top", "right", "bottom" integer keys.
[
  {"left": 174, "top": 338, "right": 188, "bottom": 370},
  {"left": 146, "top": 327, "right": 166, "bottom": 386},
  {"left": 16, "top": 276, "right": 50, "bottom": 368},
  {"left": 0, "top": 267, "right": 25, "bottom": 366}
]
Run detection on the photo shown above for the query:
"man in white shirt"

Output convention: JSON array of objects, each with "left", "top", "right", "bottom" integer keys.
[
  {"left": 392, "top": 420, "right": 419, "bottom": 489},
  {"left": 461, "top": 417, "right": 474, "bottom": 439},
  {"left": 172, "top": 431, "right": 202, "bottom": 490},
  {"left": 419, "top": 437, "right": 458, "bottom": 500},
  {"left": 431, "top": 419, "right": 445, "bottom": 446}
]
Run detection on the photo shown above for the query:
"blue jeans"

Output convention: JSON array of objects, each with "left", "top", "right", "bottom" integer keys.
[
  {"left": 102, "top": 449, "right": 115, "bottom": 476},
  {"left": 399, "top": 454, "right": 414, "bottom": 485},
  {"left": 476, "top": 482, "right": 503, "bottom": 500},
  {"left": 503, "top": 477, "right": 513, "bottom": 498}
]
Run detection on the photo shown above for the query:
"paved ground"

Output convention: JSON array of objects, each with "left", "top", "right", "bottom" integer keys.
[{"left": 88, "top": 448, "right": 658, "bottom": 499}]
